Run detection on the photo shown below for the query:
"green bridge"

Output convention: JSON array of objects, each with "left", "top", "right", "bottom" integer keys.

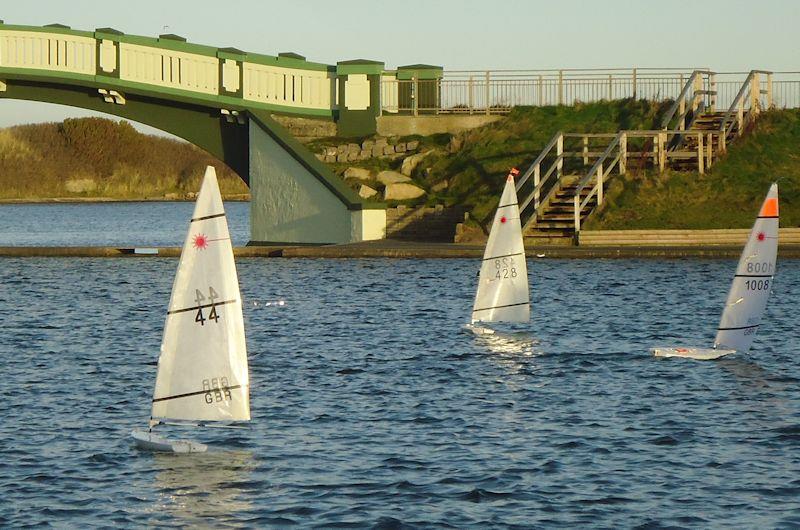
[{"left": 0, "top": 22, "right": 416, "bottom": 244}]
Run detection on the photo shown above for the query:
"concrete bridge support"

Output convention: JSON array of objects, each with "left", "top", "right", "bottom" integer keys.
[{"left": 248, "top": 112, "right": 385, "bottom": 244}]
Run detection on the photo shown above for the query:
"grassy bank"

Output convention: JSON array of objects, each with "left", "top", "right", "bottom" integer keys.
[
  {"left": 0, "top": 118, "right": 249, "bottom": 200},
  {"left": 586, "top": 110, "right": 800, "bottom": 229},
  {"left": 312, "top": 99, "right": 669, "bottom": 224}
]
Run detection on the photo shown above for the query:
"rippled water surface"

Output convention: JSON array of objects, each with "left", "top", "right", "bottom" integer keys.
[{"left": 2, "top": 255, "right": 800, "bottom": 527}]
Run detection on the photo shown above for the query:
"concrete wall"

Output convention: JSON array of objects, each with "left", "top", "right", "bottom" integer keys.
[
  {"left": 376, "top": 115, "right": 502, "bottom": 137},
  {"left": 249, "top": 120, "right": 352, "bottom": 244}
]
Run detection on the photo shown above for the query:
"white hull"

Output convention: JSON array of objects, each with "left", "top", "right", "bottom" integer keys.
[
  {"left": 131, "top": 429, "right": 208, "bottom": 453},
  {"left": 464, "top": 323, "right": 495, "bottom": 335},
  {"left": 651, "top": 346, "right": 736, "bottom": 360}
]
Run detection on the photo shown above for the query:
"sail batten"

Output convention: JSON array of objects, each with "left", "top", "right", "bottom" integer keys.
[
  {"left": 150, "top": 166, "right": 250, "bottom": 423},
  {"left": 471, "top": 170, "right": 530, "bottom": 324}
]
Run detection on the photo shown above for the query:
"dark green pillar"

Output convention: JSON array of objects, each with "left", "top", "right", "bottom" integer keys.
[
  {"left": 396, "top": 64, "right": 443, "bottom": 115},
  {"left": 336, "top": 59, "right": 384, "bottom": 137}
]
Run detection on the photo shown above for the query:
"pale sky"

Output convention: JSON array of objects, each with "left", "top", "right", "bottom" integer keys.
[{"left": 0, "top": 0, "right": 797, "bottom": 130}]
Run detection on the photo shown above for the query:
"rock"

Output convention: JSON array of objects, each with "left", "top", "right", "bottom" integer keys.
[
  {"left": 337, "top": 144, "right": 348, "bottom": 155},
  {"left": 431, "top": 179, "right": 449, "bottom": 192},
  {"left": 362, "top": 139, "right": 375, "bottom": 150},
  {"left": 454, "top": 222, "right": 487, "bottom": 244},
  {"left": 401, "top": 150, "right": 433, "bottom": 176},
  {"left": 371, "top": 146, "right": 384, "bottom": 157},
  {"left": 324, "top": 146, "right": 337, "bottom": 157},
  {"left": 358, "top": 150, "right": 371, "bottom": 160},
  {"left": 315, "top": 153, "right": 325, "bottom": 161},
  {"left": 377, "top": 170, "right": 411, "bottom": 185},
  {"left": 359, "top": 185, "right": 378, "bottom": 199},
  {"left": 383, "top": 145, "right": 395, "bottom": 155},
  {"left": 406, "top": 140, "right": 419, "bottom": 151},
  {"left": 395, "top": 142, "right": 406, "bottom": 153},
  {"left": 347, "top": 143, "right": 360, "bottom": 153},
  {"left": 324, "top": 155, "right": 336, "bottom": 163},
  {"left": 344, "top": 167, "right": 372, "bottom": 181},
  {"left": 374, "top": 137, "right": 388, "bottom": 147},
  {"left": 384, "top": 182, "right": 426, "bottom": 200},
  {"left": 336, "top": 153, "right": 348, "bottom": 163},
  {"left": 164, "top": 192, "right": 180, "bottom": 200}
]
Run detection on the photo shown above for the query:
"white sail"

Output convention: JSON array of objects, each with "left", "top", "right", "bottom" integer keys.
[
  {"left": 471, "top": 169, "right": 530, "bottom": 323},
  {"left": 714, "top": 183, "right": 779, "bottom": 353},
  {"left": 151, "top": 166, "right": 250, "bottom": 423}
]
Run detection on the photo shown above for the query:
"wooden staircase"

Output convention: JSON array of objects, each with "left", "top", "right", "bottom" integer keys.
[
  {"left": 513, "top": 70, "right": 772, "bottom": 245},
  {"left": 523, "top": 177, "right": 595, "bottom": 245}
]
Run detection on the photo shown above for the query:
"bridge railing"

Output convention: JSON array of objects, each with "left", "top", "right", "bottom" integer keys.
[
  {"left": 380, "top": 69, "right": 800, "bottom": 115},
  {"left": 0, "top": 24, "right": 338, "bottom": 116}
]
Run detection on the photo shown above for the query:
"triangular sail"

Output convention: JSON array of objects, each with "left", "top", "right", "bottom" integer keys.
[
  {"left": 714, "top": 183, "right": 779, "bottom": 353},
  {"left": 471, "top": 169, "right": 530, "bottom": 323},
  {"left": 151, "top": 166, "right": 250, "bottom": 423}
]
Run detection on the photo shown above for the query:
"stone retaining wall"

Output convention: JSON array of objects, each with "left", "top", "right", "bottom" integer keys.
[{"left": 317, "top": 138, "right": 420, "bottom": 163}]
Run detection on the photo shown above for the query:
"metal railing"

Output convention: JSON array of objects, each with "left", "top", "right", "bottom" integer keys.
[
  {"left": 380, "top": 69, "right": 800, "bottom": 115},
  {"left": 719, "top": 70, "right": 774, "bottom": 148},
  {"left": 660, "top": 70, "right": 716, "bottom": 131}
]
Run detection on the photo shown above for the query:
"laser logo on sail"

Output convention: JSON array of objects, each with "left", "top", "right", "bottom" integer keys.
[{"left": 193, "top": 233, "right": 209, "bottom": 249}]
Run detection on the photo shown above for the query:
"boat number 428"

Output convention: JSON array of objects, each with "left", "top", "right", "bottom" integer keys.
[{"left": 491, "top": 257, "right": 518, "bottom": 281}]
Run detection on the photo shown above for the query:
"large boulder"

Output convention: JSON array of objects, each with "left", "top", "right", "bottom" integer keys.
[
  {"left": 344, "top": 167, "right": 372, "bottom": 181},
  {"left": 384, "top": 182, "right": 426, "bottom": 200},
  {"left": 377, "top": 170, "right": 411, "bottom": 185},
  {"left": 400, "top": 150, "right": 433, "bottom": 176},
  {"left": 359, "top": 185, "right": 378, "bottom": 199}
]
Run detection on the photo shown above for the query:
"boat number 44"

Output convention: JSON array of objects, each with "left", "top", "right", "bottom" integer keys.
[{"left": 195, "top": 286, "right": 222, "bottom": 326}]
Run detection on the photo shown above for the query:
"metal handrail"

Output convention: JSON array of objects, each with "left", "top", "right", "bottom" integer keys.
[
  {"left": 718, "top": 70, "right": 767, "bottom": 138},
  {"left": 580, "top": 152, "right": 621, "bottom": 211},
  {"left": 660, "top": 70, "right": 708, "bottom": 129},
  {"left": 518, "top": 153, "right": 565, "bottom": 215},
  {"left": 576, "top": 132, "right": 623, "bottom": 195},
  {"left": 516, "top": 131, "right": 562, "bottom": 190}
]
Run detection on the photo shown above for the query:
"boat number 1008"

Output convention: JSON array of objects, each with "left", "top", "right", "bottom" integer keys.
[
  {"left": 492, "top": 257, "right": 517, "bottom": 280},
  {"left": 744, "top": 279, "right": 770, "bottom": 291}
]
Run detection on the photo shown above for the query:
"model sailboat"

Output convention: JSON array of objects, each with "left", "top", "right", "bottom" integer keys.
[
  {"left": 468, "top": 168, "right": 530, "bottom": 335},
  {"left": 132, "top": 166, "right": 250, "bottom": 452},
  {"left": 652, "top": 183, "right": 779, "bottom": 360}
]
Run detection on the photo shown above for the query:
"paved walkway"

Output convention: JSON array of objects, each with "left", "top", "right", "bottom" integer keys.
[{"left": 2, "top": 240, "right": 800, "bottom": 258}]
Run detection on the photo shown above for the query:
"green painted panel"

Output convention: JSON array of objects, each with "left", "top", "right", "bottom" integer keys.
[
  {"left": 337, "top": 60, "right": 385, "bottom": 76},
  {"left": 397, "top": 64, "right": 443, "bottom": 80},
  {"left": 0, "top": 24, "right": 94, "bottom": 38}
]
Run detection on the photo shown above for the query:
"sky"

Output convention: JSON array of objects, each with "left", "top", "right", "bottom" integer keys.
[{"left": 0, "top": 0, "right": 797, "bottom": 130}]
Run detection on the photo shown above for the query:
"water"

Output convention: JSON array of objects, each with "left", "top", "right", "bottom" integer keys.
[
  {"left": 2, "top": 253, "right": 799, "bottom": 528},
  {"left": 0, "top": 202, "right": 250, "bottom": 247}
]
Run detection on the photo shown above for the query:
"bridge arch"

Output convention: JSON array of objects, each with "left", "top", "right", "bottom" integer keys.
[{"left": 0, "top": 22, "right": 386, "bottom": 244}]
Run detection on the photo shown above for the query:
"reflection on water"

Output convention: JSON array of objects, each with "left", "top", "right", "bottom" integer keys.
[
  {"left": 475, "top": 330, "right": 541, "bottom": 357},
  {"left": 151, "top": 450, "right": 255, "bottom": 527}
]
